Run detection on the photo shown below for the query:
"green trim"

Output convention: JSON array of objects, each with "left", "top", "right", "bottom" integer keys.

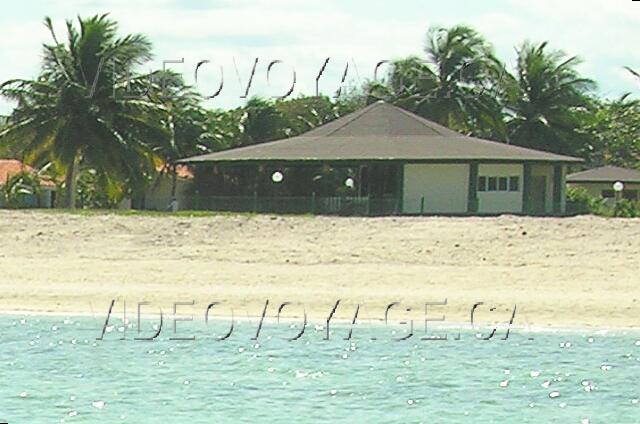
[
  {"left": 397, "top": 163, "right": 405, "bottom": 214},
  {"left": 522, "top": 163, "right": 532, "bottom": 214},
  {"left": 553, "top": 165, "right": 563, "bottom": 215},
  {"left": 467, "top": 162, "right": 479, "bottom": 213}
]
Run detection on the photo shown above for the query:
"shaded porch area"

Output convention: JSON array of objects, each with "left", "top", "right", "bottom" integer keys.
[{"left": 190, "top": 162, "right": 404, "bottom": 216}]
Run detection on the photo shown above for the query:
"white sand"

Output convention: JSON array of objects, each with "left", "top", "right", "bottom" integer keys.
[{"left": 0, "top": 210, "right": 638, "bottom": 329}]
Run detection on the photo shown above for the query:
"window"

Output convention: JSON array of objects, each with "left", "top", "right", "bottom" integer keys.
[
  {"left": 509, "top": 176, "right": 520, "bottom": 192},
  {"left": 602, "top": 190, "right": 638, "bottom": 200},
  {"left": 601, "top": 190, "right": 615, "bottom": 199},
  {"left": 478, "top": 177, "right": 487, "bottom": 192},
  {"left": 488, "top": 177, "right": 497, "bottom": 191},
  {"left": 480, "top": 175, "right": 520, "bottom": 193},
  {"left": 498, "top": 177, "right": 508, "bottom": 191}
]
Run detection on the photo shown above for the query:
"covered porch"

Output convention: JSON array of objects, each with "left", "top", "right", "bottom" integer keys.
[{"left": 190, "top": 161, "right": 404, "bottom": 216}]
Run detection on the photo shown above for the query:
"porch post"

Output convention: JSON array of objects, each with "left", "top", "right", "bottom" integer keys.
[
  {"left": 467, "top": 162, "right": 479, "bottom": 214},
  {"left": 552, "top": 165, "right": 563, "bottom": 215},
  {"left": 397, "top": 163, "right": 405, "bottom": 214},
  {"left": 522, "top": 163, "right": 532, "bottom": 215},
  {"left": 253, "top": 191, "right": 258, "bottom": 213}
]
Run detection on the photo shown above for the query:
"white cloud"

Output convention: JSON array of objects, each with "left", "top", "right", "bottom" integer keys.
[{"left": 1, "top": 0, "right": 639, "bottom": 115}]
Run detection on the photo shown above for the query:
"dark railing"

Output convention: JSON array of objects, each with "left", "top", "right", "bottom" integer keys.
[{"left": 191, "top": 195, "right": 401, "bottom": 216}]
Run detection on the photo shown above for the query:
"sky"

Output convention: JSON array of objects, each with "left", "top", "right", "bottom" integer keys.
[{"left": 1, "top": 0, "right": 639, "bottom": 115}]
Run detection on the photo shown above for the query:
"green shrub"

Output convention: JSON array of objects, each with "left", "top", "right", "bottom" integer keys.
[
  {"left": 1, "top": 171, "right": 41, "bottom": 208},
  {"left": 613, "top": 199, "right": 640, "bottom": 217},
  {"left": 75, "top": 169, "right": 124, "bottom": 209},
  {"left": 566, "top": 186, "right": 607, "bottom": 215}
]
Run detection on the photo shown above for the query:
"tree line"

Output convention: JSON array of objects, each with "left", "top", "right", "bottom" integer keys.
[{"left": 0, "top": 15, "right": 638, "bottom": 208}]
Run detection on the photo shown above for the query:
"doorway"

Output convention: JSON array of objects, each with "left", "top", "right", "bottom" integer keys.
[{"left": 531, "top": 176, "right": 547, "bottom": 214}]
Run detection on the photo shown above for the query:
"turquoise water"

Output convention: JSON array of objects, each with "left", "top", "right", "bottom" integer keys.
[{"left": 1, "top": 316, "right": 639, "bottom": 423}]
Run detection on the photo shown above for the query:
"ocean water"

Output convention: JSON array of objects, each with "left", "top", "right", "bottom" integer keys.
[{"left": 1, "top": 315, "right": 639, "bottom": 423}]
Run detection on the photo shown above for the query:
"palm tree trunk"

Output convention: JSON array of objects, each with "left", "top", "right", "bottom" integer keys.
[
  {"left": 171, "top": 169, "right": 178, "bottom": 199},
  {"left": 63, "top": 160, "right": 77, "bottom": 209}
]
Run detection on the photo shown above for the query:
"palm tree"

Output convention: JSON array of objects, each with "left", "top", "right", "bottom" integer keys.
[
  {"left": 580, "top": 94, "right": 640, "bottom": 168},
  {"left": 0, "top": 14, "right": 166, "bottom": 208},
  {"left": 239, "top": 97, "right": 287, "bottom": 145},
  {"left": 625, "top": 66, "right": 640, "bottom": 81},
  {"left": 147, "top": 71, "right": 217, "bottom": 199},
  {"left": 381, "top": 25, "right": 507, "bottom": 139},
  {"left": 274, "top": 95, "right": 362, "bottom": 137},
  {"left": 504, "top": 42, "right": 594, "bottom": 154}
]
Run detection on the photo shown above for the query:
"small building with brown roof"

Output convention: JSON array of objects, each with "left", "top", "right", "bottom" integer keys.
[
  {"left": 567, "top": 166, "right": 640, "bottom": 203},
  {"left": 0, "top": 159, "right": 57, "bottom": 208},
  {"left": 181, "top": 101, "right": 582, "bottom": 216}
]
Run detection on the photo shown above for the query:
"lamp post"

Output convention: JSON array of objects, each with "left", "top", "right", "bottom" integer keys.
[
  {"left": 271, "top": 171, "right": 284, "bottom": 212},
  {"left": 613, "top": 181, "right": 624, "bottom": 207}
]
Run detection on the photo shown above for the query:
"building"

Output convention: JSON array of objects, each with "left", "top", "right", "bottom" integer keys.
[
  {"left": 128, "top": 165, "right": 195, "bottom": 211},
  {"left": 180, "top": 101, "right": 582, "bottom": 216},
  {"left": 567, "top": 166, "right": 640, "bottom": 204},
  {"left": 0, "top": 159, "right": 56, "bottom": 208}
]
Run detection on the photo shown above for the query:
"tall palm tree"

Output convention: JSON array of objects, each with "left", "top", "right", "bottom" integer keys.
[
  {"left": 504, "top": 42, "right": 594, "bottom": 154},
  {"left": 147, "top": 71, "right": 217, "bottom": 199},
  {"left": 580, "top": 94, "right": 640, "bottom": 168},
  {"left": 380, "top": 25, "right": 507, "bottom": 139},
  {"left": 239, "top": 97, "right": 287, "bottom": 145},
  {"left": 0, "top": 14, "right": 166, "bottom": 208}
]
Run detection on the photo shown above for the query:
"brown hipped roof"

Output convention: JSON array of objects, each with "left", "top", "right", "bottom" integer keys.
[
  {"left": 567, "top": 166, "right": 640, "bottom": 183},
  {"left": 181, "top": 101, "right": 582, "bottom": 164}
]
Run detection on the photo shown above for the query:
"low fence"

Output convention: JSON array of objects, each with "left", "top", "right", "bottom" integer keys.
[{"left": 191, "top": 195, "right": 401, "bottom": 216}]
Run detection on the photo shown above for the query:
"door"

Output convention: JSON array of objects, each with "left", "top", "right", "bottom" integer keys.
[{"left": 531, "top": 176, "right": 547, "bottom": 214}]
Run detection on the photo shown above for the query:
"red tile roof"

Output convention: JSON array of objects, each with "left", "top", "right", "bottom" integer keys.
[
  {"left": 156, "top": 164, "right": 194, "bottom": 180},
  {"left": 0, "top": 159, "right": 56, "bottom": 187}
]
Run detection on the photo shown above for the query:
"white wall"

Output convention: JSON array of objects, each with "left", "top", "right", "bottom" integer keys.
[
  {"left": 142, "top": 176, "right": 192, "bottom": 211},
  {"left": 477, "top": 164, "right": 523, "bottom": 214},
  {"left": 403, "top": 164, "right": 469, "bottom": 214}
]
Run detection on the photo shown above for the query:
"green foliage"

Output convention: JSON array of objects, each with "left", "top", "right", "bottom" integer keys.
[
  {"left": 0, "top": 14, "right": 164, "bottom": 208},
  {"left": 378, "top": 26, "right": 507, "bottom": 140},
  {"left": 503, "top": 42, "right": 594, "bottom": 154},
  {"left": 613, "top": 199, "right": 640, "bottom": 218},
  {"left": 275, "top": 95, "right": 356, "bottom": 136},
  {"left": 208, "top": 95, "right": 362, "bottom": 149},
  {"left": 143, "top": 70, "right": 221, "bottom": 197},
  {"left": 566, "top": 186, "right": 607, "bottom": 215},
  {"left": 566, "top": 186, "right": 640, "bottom": 218},
  {"left": 579, "top": 96, "right": 640, "bottom": 168},
  {"left": 239, "top": 97, "right": 288, "bottom": 145},
  {"left": 75, "top": 168, "right": 123, "bottom": 209},
  {"left": 206, "top": 108, "right": 242, "bottom": 148},
  {"left": 374, "top": 30, "right": 597, "bottom": 154},
  {"left": 1, "top": 171, "right": 42, "bottom": 208}
]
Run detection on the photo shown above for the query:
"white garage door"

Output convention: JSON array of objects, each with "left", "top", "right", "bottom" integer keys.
[{"left": 403, "top": 164, "right": 469, "bottom": 214}]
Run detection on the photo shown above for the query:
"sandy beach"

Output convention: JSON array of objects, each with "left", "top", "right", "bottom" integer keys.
[{"left": 0, "top": 210, "right": 638, "bottom": 329}]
